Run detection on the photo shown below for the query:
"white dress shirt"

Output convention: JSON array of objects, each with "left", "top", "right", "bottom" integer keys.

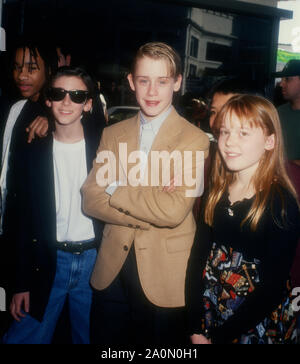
[{"left": 106, "top": 106, "right": 172, "bottom": 195}]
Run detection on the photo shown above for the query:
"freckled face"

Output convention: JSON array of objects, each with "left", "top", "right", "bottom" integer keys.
[
  {"left": 128, "top": 56, "right": 182, "bottom": 121},
  {"left": 218, "top": 113, "right": 275, "bottom": 179}
]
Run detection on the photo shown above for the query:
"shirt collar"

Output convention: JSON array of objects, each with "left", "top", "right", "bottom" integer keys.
[{"left": 140, "top": 105, "right": 173, "bottom": 134}]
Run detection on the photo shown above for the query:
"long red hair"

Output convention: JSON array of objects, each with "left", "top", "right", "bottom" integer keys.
[{"left": 205, "top": 94, "right": 298, "bottom": 230}]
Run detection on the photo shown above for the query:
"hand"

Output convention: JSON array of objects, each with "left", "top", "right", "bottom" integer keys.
[
  {"left": 292, "top": 160, "right": 300, "bottom": 167},
  {"left": 163, "top": 177, "right": 176, "bottom": 193},
  {"left": 190, "top": 334, "right": 212, "bottom": 345},
  {"left": 104, "top": 111, "right": 109, "bottom": 125},
  {"left": 57, "top": 48, "right": 71, "bottom": 67},
  {"left": 10, "top": 292, "right": 30, "bottom": 322},
  {"left": 26, "top": 116, "right": 49, "bottom": 143}
]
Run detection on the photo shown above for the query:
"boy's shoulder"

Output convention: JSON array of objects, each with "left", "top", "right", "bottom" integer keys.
[
  {"left": 172, "top": 111, "right": 210, "bottom": 148},
  {"left": 103, "top": 113, "right": 139, "bottom": 136},
  {"left": 102, "top": 108, "right": 209, "bottom": 146},
  {"left": 10, "top": 99, "right": 46, "bottom": 132},
  {"left": 8, "top": 99, "right": 28, "bottom": 116},
  {"left": 176, "top": 113, "right": 207, "bottom": 135}
]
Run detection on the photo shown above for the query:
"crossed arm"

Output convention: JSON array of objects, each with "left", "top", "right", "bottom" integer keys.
[{"left": 82, "top": 127, "right": 209, "bottom": 229}]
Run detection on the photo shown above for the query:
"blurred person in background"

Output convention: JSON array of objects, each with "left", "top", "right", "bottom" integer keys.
[{"left": 274, "top": 60, "right": 300, "bottom": 166}]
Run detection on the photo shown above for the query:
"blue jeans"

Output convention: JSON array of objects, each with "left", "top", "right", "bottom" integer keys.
[{"left": 2, "top": 248, "right": 96, "bottom": 344}]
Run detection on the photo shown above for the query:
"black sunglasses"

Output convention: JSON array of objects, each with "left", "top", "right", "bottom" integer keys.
[{"left": 47, "top": 87, "right": 89, "bottom": 104}]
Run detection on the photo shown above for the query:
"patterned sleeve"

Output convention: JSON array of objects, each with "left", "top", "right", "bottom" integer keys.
[{"left": 210, "top": 190, "right": 300, "bottom": 344}]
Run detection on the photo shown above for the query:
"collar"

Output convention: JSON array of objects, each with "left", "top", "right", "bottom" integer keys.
[{"left": 140, "top": 105, "right": 173, "bottom": 134}]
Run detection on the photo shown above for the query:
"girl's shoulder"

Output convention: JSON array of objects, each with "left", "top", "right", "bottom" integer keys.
[
  {"left": 268, "top": 184, "right": 300, "bottom": 230},
  {"left": 270, "top": 184, "right": 298, "bottom": 209}
]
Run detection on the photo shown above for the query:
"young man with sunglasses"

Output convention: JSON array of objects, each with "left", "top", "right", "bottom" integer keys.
[{"left": 1, "top": 67, "right": 103, "bottom": 344}]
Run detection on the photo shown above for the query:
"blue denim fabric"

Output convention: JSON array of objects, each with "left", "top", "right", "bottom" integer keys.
[{"left": 2, "top": 248, "right": 96, "bottom": 344}]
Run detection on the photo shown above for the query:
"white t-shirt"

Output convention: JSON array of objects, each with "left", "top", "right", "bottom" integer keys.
[{"left": 53, "top": 137, "right": 95, "bottom": 242}]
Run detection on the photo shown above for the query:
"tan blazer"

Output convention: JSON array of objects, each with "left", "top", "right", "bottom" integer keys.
[{"left": 82, "top": 108, "right": 209, "bottom": 308}]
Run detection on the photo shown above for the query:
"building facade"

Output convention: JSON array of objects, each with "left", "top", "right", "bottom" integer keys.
[{"left": 0, "top": 0, "right": 292, "bottom": 99}]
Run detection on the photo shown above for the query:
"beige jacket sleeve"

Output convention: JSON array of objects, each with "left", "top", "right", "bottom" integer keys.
[
  {"left": 82, "top": 127, "right": 151, "bottom": 230},
  {"left": 109, "top": 135, "right": 209, "bottom": 228}
]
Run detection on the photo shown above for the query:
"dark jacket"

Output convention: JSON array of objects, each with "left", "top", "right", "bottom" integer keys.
[
  {"left": 11, "top": 108, "right": 104, "bottom": 322},
  {"left": 1, "top": 100, "right": 47, "bottom": 286},
  {"left": 3, "top": 100, "right": 47, "bottom": 237},
  {"left": 0, "top": 96, "right": 13, "bottom": 161}
]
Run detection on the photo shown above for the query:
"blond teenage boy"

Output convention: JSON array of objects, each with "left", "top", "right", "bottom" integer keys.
[{"left": 82, "top": 42, "right": 209, "bottom": 344}]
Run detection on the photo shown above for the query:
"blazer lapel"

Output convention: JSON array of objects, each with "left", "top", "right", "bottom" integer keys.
[
  {"left": 82, "top": 118, "right": 104, "bottom": 241},
  {"left": 82, "top": 118, "right": 102, "bottom": 171},
  {"left": 150, "top": 108, "right": 183, "bottom": 153},
  {"left": 110, "top": 110, "right": 183, "bottom": 186},
  {"left": 142, "top": 108, "right": 183, "bottom": 186},
  {"left": 116, "top": 114, "right": 140, "bottom": 182}
]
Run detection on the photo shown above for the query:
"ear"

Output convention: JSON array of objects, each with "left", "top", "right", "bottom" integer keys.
[
  {"left": 265, "top": 134, "right": 275, "bottom": 151},
  {"left": 83, "top": 98, "right": 93, "bottom": 113},
  {"left": 173, "top": 74, "right": 182, "bottom": 92},
  {"left": 127, "top": 73, "right": 136, "bottom": 92},
  {"left": 66, "top": 54, "right": 71, "bottom": 67},
  {"left": 45, "top": 99, "right": 52, "bottom": 108}
]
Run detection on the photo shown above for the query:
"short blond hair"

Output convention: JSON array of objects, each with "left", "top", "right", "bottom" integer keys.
[{"left": 131, "top": 42, "right": 182, "bottom": 79}]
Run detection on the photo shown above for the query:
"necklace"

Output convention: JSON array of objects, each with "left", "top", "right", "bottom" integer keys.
[{"left": 227, "top": 207, "right": 234, "bottom": 217}]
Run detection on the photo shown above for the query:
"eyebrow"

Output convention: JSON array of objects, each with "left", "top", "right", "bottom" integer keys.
[
  {"left": 14, "top": 61, "right": 38, "bottom": 66},
  {"left": 135, "top": 76, "right": 171, "bottom": 79}
]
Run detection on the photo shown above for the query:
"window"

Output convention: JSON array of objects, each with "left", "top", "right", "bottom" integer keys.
[
  {"left": 0, "top": 0, "right": 287, "bottom": 102},
  {"left": 189, "top": 64, "right": 197, "bottom": 77},
  {"left": 206, "top": 42, "right": 232, "bottom": 62},
  {"left": 190, "top": 36, "right": 199, "bottom": 58}
]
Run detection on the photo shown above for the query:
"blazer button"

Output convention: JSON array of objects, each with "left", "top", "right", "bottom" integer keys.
[
  {"left": 123, "top": 245, "right": 129, "bottom": 252},
  {"left": 118, "top": 208, "right": 124, "bottom": 213},
  {"left": 32, "top": 238, "right": 38, "bottom": 243},
  {"left": 36, "top": 268, "right": 40, "bottom": 272},
  {"left": 128, "top": 224, "right": 133, "bottom": 228},
  {"left": 125, "top": 211, "right": 130, "bottom": 215}
]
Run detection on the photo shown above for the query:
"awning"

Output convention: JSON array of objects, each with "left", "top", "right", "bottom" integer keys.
[
  {"left": 277, "top": 48, "right": 300, "bottom": 64},
  {"left": 153, "top": 0, "right": 293, "bottom": 20}
]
